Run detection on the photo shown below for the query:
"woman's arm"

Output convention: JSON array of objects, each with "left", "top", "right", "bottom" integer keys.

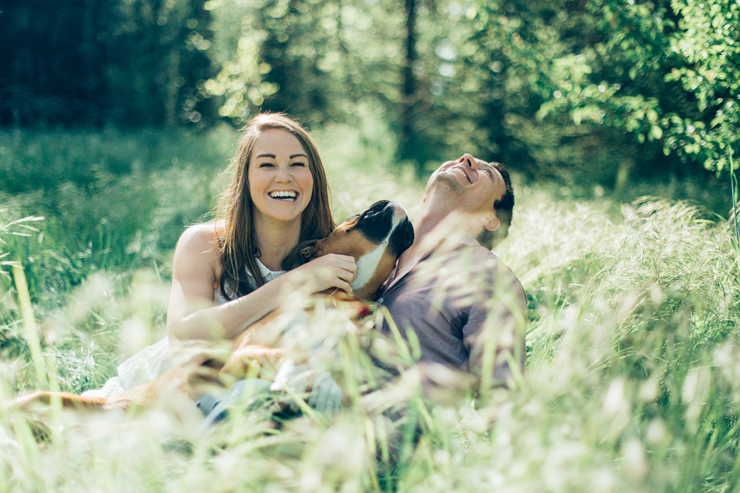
[{"left": 166, "top": 224, "right": 357, "bottom": 342}]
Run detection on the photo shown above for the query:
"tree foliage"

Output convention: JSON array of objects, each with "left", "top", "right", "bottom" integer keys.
[
  {"left": 471, "top": 0, "right": 740, "bottom": 174},
  {"left": 0, "top": 0, "right": 214, "bottom": 127},
  {"left": 1, "top": 0, "right": 737, "bottom": 184}
]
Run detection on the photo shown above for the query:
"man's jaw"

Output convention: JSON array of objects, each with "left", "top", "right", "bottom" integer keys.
[{"left": 434, "top": 168, "right": 471, "bottom": 192}]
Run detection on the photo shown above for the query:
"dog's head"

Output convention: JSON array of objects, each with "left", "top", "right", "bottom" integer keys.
[{"left": 282, "top": 200, "right": 414, "bottom": 301}]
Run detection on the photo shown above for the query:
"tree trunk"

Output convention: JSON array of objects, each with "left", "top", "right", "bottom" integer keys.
[{"left": 399, "top": 0, "right": 417, "bottom": 166}]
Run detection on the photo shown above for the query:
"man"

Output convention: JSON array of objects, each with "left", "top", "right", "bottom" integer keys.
[{"left": 376, "top": 154, "right": 527, "bottom": 388}]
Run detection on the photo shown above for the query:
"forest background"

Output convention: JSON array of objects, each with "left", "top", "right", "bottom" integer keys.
[
  {"left": 2, "top": 0, "right": 740, "bottom": 491},
  {"left": 3, "top": 0, "right": 739, "bottom": 198}
]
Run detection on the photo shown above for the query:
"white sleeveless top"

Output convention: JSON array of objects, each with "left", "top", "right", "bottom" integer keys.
[
  {"left": 215, "top": 258, "right": 285, "bottom": 305},
  {"left": 82, "top": 260, "right": 285, "bottom": 398}
]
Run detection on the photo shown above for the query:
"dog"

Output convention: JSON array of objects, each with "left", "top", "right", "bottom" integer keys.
[{"left": 12, "top": 200, "right": 414, "bottom": 417}]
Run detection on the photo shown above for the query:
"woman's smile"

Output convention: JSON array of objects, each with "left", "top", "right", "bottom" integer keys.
[{"left": 268, "top": 190, "right": 299, "bottom": 202}]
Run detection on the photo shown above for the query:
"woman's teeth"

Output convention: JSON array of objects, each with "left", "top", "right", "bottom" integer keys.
[{"left": 268, "top": 191, "right": 298, "bottom": 201}]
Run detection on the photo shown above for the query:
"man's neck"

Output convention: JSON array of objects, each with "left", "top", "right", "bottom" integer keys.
[{"left": 394, "top": 205, "right": 479, "bottom": 280}]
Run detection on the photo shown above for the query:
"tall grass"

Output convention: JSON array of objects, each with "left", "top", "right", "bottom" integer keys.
[{"left": 0, "top": 125, "right": 738, "bottom": 492}]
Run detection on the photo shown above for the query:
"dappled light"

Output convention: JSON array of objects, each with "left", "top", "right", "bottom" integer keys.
[{"left": 1, "top": 0, "right": 739, "bottom": 490}]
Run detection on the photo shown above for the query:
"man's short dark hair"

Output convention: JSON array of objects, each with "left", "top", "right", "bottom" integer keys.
[{"left": 477, "top": 161, "right": 514, "bottom": 249}]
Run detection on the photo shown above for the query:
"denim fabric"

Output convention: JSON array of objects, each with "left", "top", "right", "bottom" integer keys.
[{"left": 197, "top": 379, "right": 273, "bottom": 431}]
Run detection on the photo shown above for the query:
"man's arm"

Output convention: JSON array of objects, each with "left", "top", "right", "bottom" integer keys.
[{"left": 463, "top": 273, "right": 528, "bottom": 387}]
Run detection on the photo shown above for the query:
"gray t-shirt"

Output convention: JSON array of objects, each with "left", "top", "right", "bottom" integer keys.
[{"left": 377, "top": 238, "right": 527, "bottom": 382}]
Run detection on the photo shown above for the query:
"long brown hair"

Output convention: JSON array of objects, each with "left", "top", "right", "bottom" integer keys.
[{"left": 216, "top": 113, "right": 335, "bottom": 300}]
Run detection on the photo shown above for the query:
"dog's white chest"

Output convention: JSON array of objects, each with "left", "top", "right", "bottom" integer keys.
[{"left": 352, "top": 243, "right": 388, "bottom": 291}]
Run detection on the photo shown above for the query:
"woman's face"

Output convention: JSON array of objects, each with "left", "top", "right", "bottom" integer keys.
[{"left": 248, "top": 128, "right": 314, "bottom": 227}]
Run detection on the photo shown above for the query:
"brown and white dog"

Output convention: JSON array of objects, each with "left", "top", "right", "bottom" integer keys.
[{"left": 13, "top": 200, "right": 414, "bottom": 416}]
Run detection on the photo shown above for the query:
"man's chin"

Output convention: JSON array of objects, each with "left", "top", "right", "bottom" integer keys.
[{"left": 431, "top": 173, "right": 465, "bottom": 193}]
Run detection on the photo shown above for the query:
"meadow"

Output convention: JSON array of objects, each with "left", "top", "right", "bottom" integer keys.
[{"left": 0, "top": 122, "right": 738, "bottom": 492}]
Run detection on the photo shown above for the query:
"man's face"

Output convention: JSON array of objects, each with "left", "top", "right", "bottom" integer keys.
[{"left": 426, "top": 154, "right": 507, "bottom": 216}]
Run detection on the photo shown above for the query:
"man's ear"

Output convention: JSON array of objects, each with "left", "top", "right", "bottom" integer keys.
[
  {"left": 482, "top": 213, "right": 501, "bottom": 232},
  {"left": 281, "top": 239, "right": 321, "bottom": 270}
]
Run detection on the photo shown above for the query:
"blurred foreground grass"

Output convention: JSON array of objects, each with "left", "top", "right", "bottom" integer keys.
[{"left": 1, "top": 125, "right": 739, "bottom": 492}]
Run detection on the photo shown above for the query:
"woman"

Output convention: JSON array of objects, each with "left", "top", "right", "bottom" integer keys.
[
  {"left": 84, "top": 113, "right": 356, "bottom": 398},
  {"left": 167, "top": 113, "right": 356, "bottom": 341}
]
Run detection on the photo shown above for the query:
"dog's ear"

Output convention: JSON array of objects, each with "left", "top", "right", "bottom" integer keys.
[{"left": 281, "top": 239, "right": 321, "bottom": 270}]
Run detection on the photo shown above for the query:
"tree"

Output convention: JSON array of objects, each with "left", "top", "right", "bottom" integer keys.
[
  {"left": 0, "top": 0, "right": 216, "bottom": 127},
  {"left": 486, "top": 0, "right": 740, "bottom": 174}
]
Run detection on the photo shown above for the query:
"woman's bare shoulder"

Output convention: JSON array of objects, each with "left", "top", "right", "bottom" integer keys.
[{"left": 175, "top": 223, "right": 222, "bottom": 260}]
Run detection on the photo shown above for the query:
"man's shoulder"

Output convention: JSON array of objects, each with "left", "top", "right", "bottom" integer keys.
[
  {"left": 450, "top": 241, "right": 518, "bottom": 277},
  {"left": 415, "top": 241, "right": 524, "bottom": 300},
  {"left": 457, "top": 243, "right": 526, "bottom": 308}
]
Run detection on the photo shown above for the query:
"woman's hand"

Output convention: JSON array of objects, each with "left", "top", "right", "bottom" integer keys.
[{"left": 289, "top": 254, "right": 357, "bottom": 295}]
